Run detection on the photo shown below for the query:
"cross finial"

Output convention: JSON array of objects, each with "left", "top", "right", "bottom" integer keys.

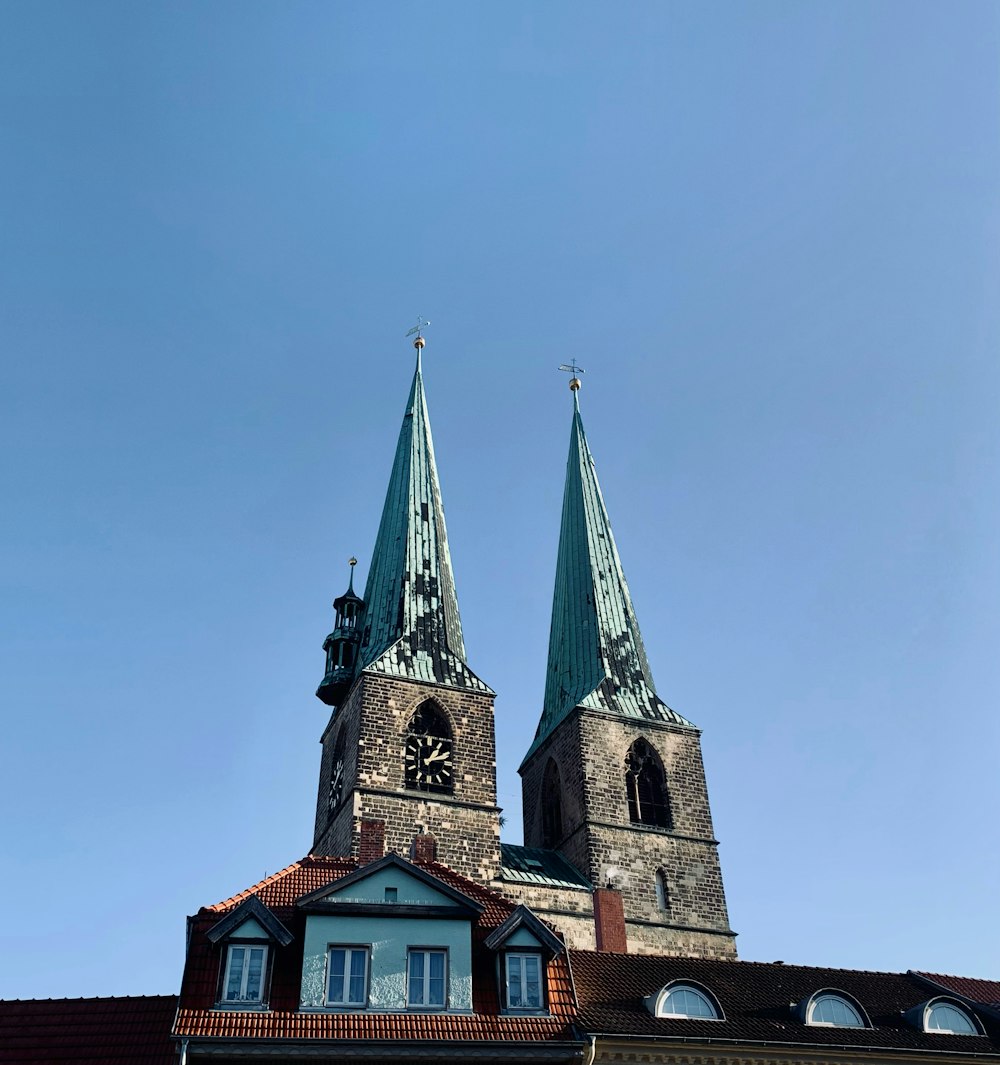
[
  {"left": 405, "top": 316, "right": 431, "bottom": 350},
  {"left": 558, "top": 360, "right": 585, "bottom": 395}
]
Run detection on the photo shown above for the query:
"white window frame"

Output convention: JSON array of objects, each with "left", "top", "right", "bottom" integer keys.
[
  {"left": 654, "top": 983, "right": 722, "bottom": 1019},
  {"left": 406, "top": 948, "right": 448, "bottom": 1009},
  {"left": 222, "top": 943, "right": 268, "bottom": 1004},
  {"left": 806, "top": 993, "right": 866, "bottom": 1028},
  {"left": 924, "top": 1001, "right": 981, "bottom": 1035},
  {"left": 504, "top": 952, "right": 544, "bottom": 1010},
  {"left": 326, "top": 946, "right": 370, "bottom": 1007}
]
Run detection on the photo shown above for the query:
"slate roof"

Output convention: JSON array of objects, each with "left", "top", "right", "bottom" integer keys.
[
  {"left": 0, "top": 995, "right": 177, "bottom": 1064},
  {"left": 176, "top": 854, "right": 577, "bottom": 1045},
  {"left": 569, "top": 951, "right": 1000, "bottom": 1054},
  {"left": 499, "top": 843, "right": 592, "bottom": 889},
  {"left": 524, "top": 392, "right": 691, "bottom": 766},
  {"left": 352, "top": 350, "right": 491, "bottom": 693}
]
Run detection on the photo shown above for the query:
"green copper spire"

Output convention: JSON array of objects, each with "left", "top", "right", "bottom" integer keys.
[
  {"left": 524, "top": 379, "right": 691, "bottom": 761},
  {"left": 352, "top": 339, "right": 490, "bottom": 693}
]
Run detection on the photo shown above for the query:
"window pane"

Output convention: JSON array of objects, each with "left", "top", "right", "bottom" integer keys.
[
  {"left": 428, "top": 952, "right": 445, "bottom": 1006},
  {"left": 508, "top": 959, "right": 523, "bottom": 1008},
  {"left": 349, "top": 954, "right": 368, "bottom": 1001},
  {"left": 928, "top": 1004, "right": 976, "bottom": 1034},
  {"left": 662, "top": 985, "right": 717, "bottom": 1018},
  {"left": 246, "top": 948, "right": 264, "bottom": 1000},
  {"left": 809, "top": 995, "right": 863, "bottom": 1027},
  {"left": 225, "top": 947, "right": 245, "bottom": 1001},
  {"left": 409, "top": 951, "right": 425, "bottom": 1005},
  {"left": 328, "top": 949, "right": 345, "bottom": 1003},
  {"left": 523, "top": 955, "right": 541, "bottom": 1007}
]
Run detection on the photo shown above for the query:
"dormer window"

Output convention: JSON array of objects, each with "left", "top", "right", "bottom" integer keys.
[
  {"left": 505, "top": 953, "right": 543, "bottom": 1010},
  {"left": 222, "top": 944, "right": 268, "bottom": 1005},
  {"left": 924, "top": 1000, "right": 981, "bottom": 1035},
  {"left": 483, "top": 903, "right": 563, "bottom": 1016},
  {"left": 646, "top": 981, "right": 723, "bottom": 1020},
  {"left": 206, "top": 895, "right": 292, "bottom": 1011},
  {"left": 327, "top": 946, "right": 370, "bottom": 1007},
  {"left": 407, "top": 948, "right": 448, "bottom": 1008},
  {"left": 803, "top": 992, "right": 868, "bottom": 1028}
]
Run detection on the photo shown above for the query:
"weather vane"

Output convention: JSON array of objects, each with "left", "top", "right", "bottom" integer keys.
[
  {"left": 405, "top": 316, "right": 431, "bottom": 341},
  {"left": 558, "top": 360, "right": 585, "bottom": 392}
]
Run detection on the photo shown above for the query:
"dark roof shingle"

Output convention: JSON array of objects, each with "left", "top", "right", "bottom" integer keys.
[
  {"left": 0, "top": 995, "right": 177, "bottom": 1065},
  {"left": 569, "top": 951, "right": 1000, "bottom": 1054}
]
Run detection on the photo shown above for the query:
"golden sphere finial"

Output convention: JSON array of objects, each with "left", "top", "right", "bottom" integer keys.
[
  {"left": 413, "top": 335, "right": 425, "bottom": 349},
  {"left": 569, "top": 376, "right": 581, "bottom": 392},
  {"left": 349, "top": 556, "right": 357, "bottom": 567}
]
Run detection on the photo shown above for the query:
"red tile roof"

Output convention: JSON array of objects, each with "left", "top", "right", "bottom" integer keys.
[
  {"left": 174, "top": 1008, "right": 574, "bottom": 1041},
  {"left": 0, "top": 995, "right": 177, "bottom": 1065},
  {"left": 177, "top": 854, "right": 577, "bottom": 1043},
  {"left": 914, "top": 972, "right": 1000, "bottom": 1013}
]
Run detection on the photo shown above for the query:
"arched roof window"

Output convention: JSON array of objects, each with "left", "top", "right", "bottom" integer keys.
[
  {"left": 924, "top": 1000, "right": 981, "bottom": 1035},
  {"left": 803, "top": 991, "right": 869, "bottom": 1028},
  {"left": 646, "top": 982, "right": 722, "bottom": 1020}
]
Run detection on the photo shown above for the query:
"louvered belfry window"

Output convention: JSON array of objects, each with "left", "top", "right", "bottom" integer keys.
[{"left": 625, "top": 739, "right": 671, "bottom": 828}]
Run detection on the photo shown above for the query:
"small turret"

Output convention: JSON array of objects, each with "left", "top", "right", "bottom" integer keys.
[{"left": 316, "top": 558, "right": 364, "bottom": 707}]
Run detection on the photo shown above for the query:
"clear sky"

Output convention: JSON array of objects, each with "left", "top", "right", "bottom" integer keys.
[{"left": 2, "top": 2, "right": 998, "bottom": 999}]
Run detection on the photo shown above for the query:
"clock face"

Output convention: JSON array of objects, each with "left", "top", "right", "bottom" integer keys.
[
  {"left": 404, "top": 734, "right": 453, "bottom": 793},
  {"left": 328, "top": 755, "right": 345, "bottom": 811}
]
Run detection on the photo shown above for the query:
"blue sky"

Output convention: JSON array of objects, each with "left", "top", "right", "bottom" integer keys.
[{"left": 2, "top": 2, "right": 998, "bottom": 998}]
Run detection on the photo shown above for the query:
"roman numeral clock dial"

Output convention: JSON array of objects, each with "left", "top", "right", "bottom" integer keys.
[{"left": 404, "top": 735, "right": 453, "bottom": 794}]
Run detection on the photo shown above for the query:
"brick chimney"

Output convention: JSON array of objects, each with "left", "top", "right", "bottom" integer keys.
[
  {"left": 593, "top": 888, "right": 628, "bottom": 953},
  {"left": 410, "top": 832, "right": 438, "bottom": 863},
  {"left": 358, "top": 819, "right": 385, "bottom": 864}
]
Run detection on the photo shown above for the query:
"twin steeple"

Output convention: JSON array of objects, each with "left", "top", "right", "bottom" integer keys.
[
  {"left": 319, "top": 335, "right": 682, "bottom": 732},
  {"left": 524, "top": 373, "right": 692, "bottom": 761},
  {"left": 317, "top": 332, "right": 490, "bottom": 705}
]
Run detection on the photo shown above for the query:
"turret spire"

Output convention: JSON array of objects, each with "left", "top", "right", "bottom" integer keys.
[
  {"left": 318, "top": 328, "right": 489, "bottom": 702},
  {"left": 524, "top": 372, "right": 691, "bottom": 760}
]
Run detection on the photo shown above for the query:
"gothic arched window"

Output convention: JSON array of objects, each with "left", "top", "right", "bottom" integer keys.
[
  {"left": 404, "top": 702, "right": 454, "bottom": 794},
  {"left": 541, "top": 759, "right": 564, "bottom": 847},
  {"left": 625, "top": 739, "right": 671, "bottom": 828}
]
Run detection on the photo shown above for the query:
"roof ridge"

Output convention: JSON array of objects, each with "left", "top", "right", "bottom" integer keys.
[
  {"left": 913, "top": 969, "right": 1000, "bottom": 984},
  {"left": 569, "top": 950, "right": 935, "bottom": 978},
  {"left": 417, "top": 859, "right": 515, "bottom": 905},
  {"left": 0, "top": 994, "right": 177, "bottom": 1003},
  {"left": 205, "top": 859, "right": 307, "bottom": 911},
  {"left": 204, "top": 854, "right": 362, "bottom": 911}
]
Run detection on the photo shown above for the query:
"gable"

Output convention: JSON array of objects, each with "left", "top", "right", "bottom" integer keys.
[
  {"left": 320, "top": 865, "right": 459, "bottom": 907},
  {"left": 296, "top": 854, "right": 484, "bottom": 917},
  {"left": 227, "top": 916, "right": 269, "bottom": 940},
  {"left": 504, "top": 926, "right": 547, "bottom": 949}
]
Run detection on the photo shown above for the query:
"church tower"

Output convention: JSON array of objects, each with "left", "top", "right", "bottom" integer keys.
[
  {"left": 312, "top": 331, "right": 501, "bottom": 882},
  {"left": 519, "top": 372, "right": 736, "bottom": 958}
]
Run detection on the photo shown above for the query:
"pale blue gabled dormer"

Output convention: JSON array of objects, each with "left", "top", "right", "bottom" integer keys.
[{"left": 296, "top": 855, "right": 483, "bottom": 1012}]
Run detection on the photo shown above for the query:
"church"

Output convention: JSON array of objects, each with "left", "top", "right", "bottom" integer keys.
[{"left": 2, "top": 330, "right": 998, "bottom": 1064}]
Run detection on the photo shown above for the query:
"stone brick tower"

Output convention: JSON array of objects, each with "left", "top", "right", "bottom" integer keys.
[
  {"left": 519, "top": 374, "right": 736, "bottom": 958},
  {"left": 312, "top": 332, "right": 501, "bottom": 883}
]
